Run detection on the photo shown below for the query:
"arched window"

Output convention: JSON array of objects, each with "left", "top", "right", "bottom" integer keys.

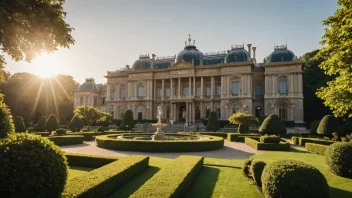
[
  {"left": 119, "top": 105, "right": 125, "bottom": 118},
  {"left": 232, "top": 104, "right": 240, "bottom": 113},
  {"left": 195, "top": 106, "right": 200, "bottom": 120},
  {"left": 231, "top": 76, "right": 240, "bottom": 96},
  {"left": 137, "top": 83, "right": 144, "bottom": 97},
  {"left": 205, "top": 105, "right": 210, "bottom": 118},
  {"left": 120, "top": 87, "right": 126, "bottom": 98},
  {"left": 216, "top": 104, "right": 221, "bottom": 118},
  {"left": 279, "top": 76, "right": 287, "bottom": 96},
  {"left": 137, "top": 106, "right": 143, "bottom": 120},
  {"left": 279, "top": 103, "right": 288, "bottom": 120}
]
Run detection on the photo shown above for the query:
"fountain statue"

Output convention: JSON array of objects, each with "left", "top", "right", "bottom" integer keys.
[{"left": 152, "top": 106, "right": 167, "bottom": 140}]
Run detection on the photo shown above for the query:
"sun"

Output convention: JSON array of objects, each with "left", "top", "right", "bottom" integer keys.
[{"left": 31, "top": 53, "right": 58, "bottom": 78}]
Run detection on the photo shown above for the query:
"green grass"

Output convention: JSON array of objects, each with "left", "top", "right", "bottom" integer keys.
[{"left": 68, "top": 166, "right": 94, "bottom": 179}]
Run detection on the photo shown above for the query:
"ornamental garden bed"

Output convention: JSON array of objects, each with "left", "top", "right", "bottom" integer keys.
[
  {"left": 305, "top": 143, "right": 330, "bottom": 156},
  {"left": 47, "top": 135, "right": 84, "bottom": 146},
  {"left": 227, "top": 133, "right": 260, "bottom": 142},
  {"left": 244, "top": 137, "right": 290, "bottom": 151},
  {"left": 298, "top": 137, "right": 336, "bottom": 146},
  {"left": 66, "top": 131, "right": 103, "bottom": 141}
]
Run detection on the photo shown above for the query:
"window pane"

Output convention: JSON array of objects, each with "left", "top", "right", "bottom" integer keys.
[
  {"left": 111, "top": 91, "right": 116, "bottom": 98},
  {"left": 279, "top": 78, "right": 287, "bottom": 96},
  {"left": 206, "top": 88, "right": 211, "bottom": 96},
  {"left": 166, "top": 88, "right": 170, "bottom": 96},
  {"left": 138, "top": 87, "right": 144, "bottom": 96},
  {"left": 232, "top": 104, "right": 239, "bottom": 113},
  {"left": 232, "top": 82, "right": 239, "bottom": 96},
  {"left": 183, "top": 88, "right": 189, "bottom": 96},
  {"left": 196, "top": 88, "right": 201, "bottom": 96},
  {"left": 120, "top": 88, "right": 126, "bottom": 97},
  {"left": 217, "top": 86, "right": 221, "bottom": 96},
  {"left": 158, "top": 89, "right": 162, "bottom": 97},
  {"left": 120, "top": 106, "right": 124, "bottom": 118},
  {"left": 255, "top": 85, "right": 262, "bottom": 99}
]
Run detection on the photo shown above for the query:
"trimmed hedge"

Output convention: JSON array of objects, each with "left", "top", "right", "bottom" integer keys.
[
  {"left": 65, "top": 153, "right": 119, "bottom": 168},
  {"left": 0, "top": 133, "right": 68, "bottom": 198},
  {"left": 0, "top": 101, "right": 15, "bottom": 138},
  {"left": 130, "top": 155, "right": 203, "bottom": 198},
  {"left": 242, "top": 159, "right": 252, "bottom": 178},
  {"left": 317, "top": 115, "right": 343, "bottom": 137},
  {"left": 63, "top": 155, "right": 149, "bottom": 198},
  {"left": 14, "top": 116, "right": 26, "bottom": 132},
  {"left": 120, "top": 110, "right": 135, "bottom": 130},
  {"left": 259, "top": 114, "right": 287, "bottom": 135},
  {"left": 47, "top": 135, "right": 84, "bottom": 146},
  {"left": 55, "top": 128, "right": 67, "bottom": 135},
  {"left": 178, "top": 132, "right": 229, "bottom": 139},
  {"left": 45, "top": 114, "right": 60, "bottom": 132},
  {"left": 305, "top": 143, "right": 329, "bottom": 156},
  {"left": 261, "top": 160, "right": 330, "bottom": 198},
  {"left": 260, "top": 135, "right": 280, "bottom": 143},
  {"left": 206, "top": 111, "right": 220, "bottom": 131},
  {"left": 298, "top": 137, "right": 336, "bottom": 146},
  {"left": 325, "top": 142, "right": 352, "bottom": 178},
  {"left": 310, "top": 120, "right": 320, "bottom": 134},
  {"left": 95, "top": 134, "right": 224, "bottom": 152},
  {"left": 66, "top": 131, "right": 103, "bottom": 141},
  {"left": 227, "top": 133, "right": 260, "bottom": 142},
  {"left": 32, "top": 132, "right": 50, "bottom": 137},
  {"left": 68, "top": 115, "right": 83, "bottom": 132},
  {"left": 292, "top": 136, "right": 299, "bottom": 145},
  {"left": 245, "top": 137, "right": 290, "bottom": 151},
  {"left": 250, "top": 160, "right": 267, "bottom": 187},
  {"left": 34, "top": 116, "right": 46, "bottom": 132}
]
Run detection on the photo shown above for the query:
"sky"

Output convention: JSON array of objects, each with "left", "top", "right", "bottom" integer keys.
[{"left": 4, "top": 0, "right": 338, "bottom": 84}]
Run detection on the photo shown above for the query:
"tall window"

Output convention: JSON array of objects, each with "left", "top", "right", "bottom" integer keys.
[
  {"left": 232, "top": 104, "right": 240, "bottom": 113},
  {"left": 166, "top": 106, "right": 170, "bottom": 119},
  {"left": 80, "top": 97, "right": 83, "bottom": 104},
  {"left": 232, "top": 77, "right": 240, "bottom": 96},
  {"left": 166, "top": 88, "right": 171, "bottom": 97},
  {"left": 158, "top": 88, "right": 162, "bottom": 97},
  {"left": 195, "top": 106, "right": 200, "bottom": 120},
  {"left": 205, "top": 105, "right": 210, "bottom": 118},
  {"left": 279, "top": 103, "right": 288, "bottom": 120},
  {"left": 110, "top": 90, "right": 116, "bottom": 99},
  {"left": 138, "top": 106, "right": 143, "bottom": 120},
  {"left": 217, "top": 86, "right": 221, "bottom": 96},
  {"left": 196, "top": 87, "right": 201, "bottom": 96},
  {"left": 120, "top": 105, "right": 125, "bottom": 118},
  {"left": 216, "top": 104, "right": 221, "bottom": 118},
  {"left": 206, "top": 87, "right": 211, "bottom": 97},
  {"left": 102, "top": 97, "right": 105, "bottom": 105},
  {"left": 120, "top": 88, "right": 126, "bottom": 98},
  {"left": 279, "top": 76, "right": 287, "bottom": 96},
  {"left": 183, "top": 87, "right": 189, "bottom": 96},
  {"left": 138, "top": 86, "right": 144, "bottom": 97},
  {"left": 255, "top": 84, "right": 262, "bottom": 99}
]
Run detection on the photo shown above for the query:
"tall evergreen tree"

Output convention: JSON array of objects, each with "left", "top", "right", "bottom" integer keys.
[
  {"left": 206, "top": 111, "right": 220, "bottom": 132},
  {"left": 68, "top": 115, "right": 83, "bottom": 132},
  {"left": 14, "top": 116, "right": 26, "bottom": 132},
  {"left": 120, "top": 110, "right": 135, "bottom": 131}
]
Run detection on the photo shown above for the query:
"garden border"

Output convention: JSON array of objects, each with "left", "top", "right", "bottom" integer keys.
[
  {"left": 47, "top": 135, "right": 84, "bottom": 146},
  {"left": 245, "top": 137, "right": 290, "bottom": 151}
]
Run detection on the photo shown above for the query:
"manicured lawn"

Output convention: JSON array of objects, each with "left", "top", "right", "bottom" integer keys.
[{"left": 68, "top": 166, "right": 94, "bottom": 179}]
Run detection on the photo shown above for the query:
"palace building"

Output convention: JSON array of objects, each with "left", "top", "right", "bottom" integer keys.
[{"left": 74, "top": 35, "right": 304, "bottom": 124}]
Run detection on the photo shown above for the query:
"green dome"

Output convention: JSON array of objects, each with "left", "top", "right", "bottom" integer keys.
[
  {"left": 176, "top": 45, "right": 203, "bottom": 66},
  {"left": 268, "top": 46, "right": 296, "bottom": 63},
  {"left": 132, "top": 56, "right": 154, "bottom": 70},
  {"left": 78, "top": 78, "right": 100, "bottom": 91},
  {"left": 225, "top": 48, "right": 250, "bottom": 63}
]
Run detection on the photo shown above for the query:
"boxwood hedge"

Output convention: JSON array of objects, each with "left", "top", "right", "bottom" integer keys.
[
  {"left": 250, "top": 160, "right": 267, "bottom": 187},
  {"left": 227, "top": 133, "right": 260, "bottom": 142},
  {"left": 66, "top": 131, "right": 103, "bottom": 141},
  {"left": 245, "top": 137, "right": 290, "bottom": 151},
  {"left": 32, "top": 132, "right": 50, "bottom": 137},
  {"left": 62, "top": 155, "right": 149, "bottom": 198},
  {"left": 130, "top": 155, "right": 203, "bottom": 198},
  {"left": 65, "top": 153, "right": 119, "bottom": 168},
  {"left": 95, "top": 134, "right": 224, "bottom": 152},
  {"left": 325, "top": 142, "right": 352, "bottom": 178},
  {"left": 47, "top": 135, "right": 84, "bottom": 146},
  {"left": 298, "top": 137, "right": 336, "bottom": 146},
  {"left": 305, "top": 143, "right": 329, "bottom": 156}
]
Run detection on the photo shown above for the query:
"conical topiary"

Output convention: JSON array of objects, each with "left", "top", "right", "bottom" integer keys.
[
  {"left": 310, "top": 120, "right": 320, "bottom": 134},
  {"left": 34, "top": 116, "right": 47, "bottom": 132},
  {"left": 238, "top": 122, "right": 249, "bottom": 133},
  {"left": 14, "top": 116, "right": 26, "bottom": 132},
  {"left": 259, "top": 114, "right": 287, "bottom": 135},
  {"left": 45, "top": 114, "right": 60, "bottom": 133},
  {"left": 0, "top": 102, "right": 15, "bottom": 138},
  {"left": 206, "top": 111, "right": 220, "bottom": 132},
  {"left": 120, "top": 110, "right": 135, "bottom": 130},
  {"left": 317, "top": 115, "right": 343, "bottom": 137},
  {"left": 68, "top": 115, "right": 84, "bottom": 132}
]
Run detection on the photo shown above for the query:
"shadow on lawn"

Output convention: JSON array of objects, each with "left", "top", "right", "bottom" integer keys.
[
  {"left": 185, "top": 166, "right": 220, "bottom": 198},
  {"left": 329, "top": 187, "right": 352, "bottom": 198}
]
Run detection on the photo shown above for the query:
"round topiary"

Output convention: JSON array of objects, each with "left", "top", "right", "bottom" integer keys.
[
  {"left": 0, "top": 133, "right": 68, "bottom": 197},
  {"left": 250, "top": 160, "right": 267, "bottom": 187},
  {"left": 68, "top": 115, "right": 83, "bottom": 132},
  {"left": 325, "top": 142, "right": 352, "bottom": 178},
  {"left": 310, "top": 120, "right": 320, "bottom": 134},
  {"left": 238, "top": 122, "right": 249, "bottom": 133},
  {"left": 55, "top": 128, "right": 67, "bottom": 135},
  {"left": 261, "top": 160, "right": 329, "bottom": 198},
  {"left": 206, "top": 111, "right": 220, "bottom": 132},
  {"left": 317, "top": 115, "right": 343, "bottom": 137},
  {"left": 97, "top": 126, "right": 105, "bottom": 132},
  {"left": 242, "top": 159, "right": 253, "bottom": 178},
  {"left": 34, "top": 116, "right": 47, "bottom": 132},
  {"left": 259, "top": 114, "right": 287, "bottom": 135},
  {"left": 14, "top": 116, "right": 26, "bottom": 132},
  {"left": 45, "top": 114, "right": 60, "bottom": 133},
  {"left": 0, "top": 102, "right": 15, "bottom": 138},
  {"left": 120, "top": 110, "right": 135, "bottom": 130}
]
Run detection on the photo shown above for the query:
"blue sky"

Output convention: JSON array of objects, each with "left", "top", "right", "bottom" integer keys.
[{"left": 4, "top": 0, "right": 338, "bottom": 84}]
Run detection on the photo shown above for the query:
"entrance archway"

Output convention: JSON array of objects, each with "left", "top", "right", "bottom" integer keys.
[
  {"left": 179, "top": 106, "right": 186, "bottom": 122},
  {"left": 255, "top": 106, "right": 261, "bottom": 118}
]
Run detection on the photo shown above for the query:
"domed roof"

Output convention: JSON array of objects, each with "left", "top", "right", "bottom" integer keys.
[
  {"left": 268, "top": 45, "right": 296, "bottom": 63},
  {"left": 225, "top": 46, "right": 250, "bottom": 63},
  {"left": 176, "top": 45, "right": 203, "bottom": 66},
  {"left": 79, "top": 78, "right": 100, "bottom": 91},
  {"left": 132, "top": 55, "right": 154, "bottom": 70}
]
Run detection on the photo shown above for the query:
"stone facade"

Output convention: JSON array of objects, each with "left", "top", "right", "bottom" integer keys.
[{"left": 74, "top": 37, "right": 304, "bottom": 124}]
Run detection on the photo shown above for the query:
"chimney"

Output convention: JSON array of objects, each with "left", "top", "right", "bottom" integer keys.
[
  {"left": 252, "top": 47, "right": 257, "bottom": 59},
  {"left": 247, "top": 44, "right": 252, "bottom": 58},
  {"left": 152, "top": 54, "right": 156, "bottom": 61}
]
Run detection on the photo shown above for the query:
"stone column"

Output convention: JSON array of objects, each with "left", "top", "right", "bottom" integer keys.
[
  {"left": 162, "top": 79, "right": 165, "bottom": 100},
  {"left": 221, "top": 76, "right": 224, "bottom": 98},
  {"left": 106, "top": 84, "right": 111, "bottom": 101},
  {"left": 170, "top": 79, "right": 173, "bottom": 99},
  {"left": 298, "top": 73, "right": 303, "bottom": 94},
  {"left": 211, "top": 76, "right": 215, "bottom": 99},
  {"left": 200, "top": 77, "right": 204, "bottom": 99},
  {"left": 192, "top": 103, "right": 195, "bottom": 123},
  {"left": 241, "top": 75, "right": 244, "bottom": 97},
  {"left": 116, "top": 86, "right": 119, "bottom": 100},
  {"left": 178, "top": 78, "right": 181, "bottom": 99},
  {"left": 170, "top": 102, "right": 173, "bottom": 121},
  {"left": 193, "top": 76, "right": 196, "bottom": 96},
  {"left": 200, "top": 102, "right": 203, "bottom": 118},
  {"left": 186, "top": 102, "right": 189, "bottom": 121},
  {"left": 189, "top": 77, "right": 192, "bottom": 98}
]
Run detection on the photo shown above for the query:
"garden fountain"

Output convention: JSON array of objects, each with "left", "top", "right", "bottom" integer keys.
[{"left": 152, "top": 106, "right": 167, "bottom": 140}]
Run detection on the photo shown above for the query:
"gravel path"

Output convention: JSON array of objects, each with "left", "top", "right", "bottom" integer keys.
[{"left": 60, "top": 140, "right": 263, "bottom": 159}]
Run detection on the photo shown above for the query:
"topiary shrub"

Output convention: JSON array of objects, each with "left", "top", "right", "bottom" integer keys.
[
  {"left": 344, "top": 119, "right": 352, "bottom": 134},
  {"left": 68, "top": 115, "right": 84, "bottom": 132},
  {"left": 0, "top": 133, "right": 68, "bottom": 197},
  {"left": 206, "top": 111, "right": 220, "bottom": 132},
  {"left": 54, "top": 128, "right": 67, "bottom": 135},
  {"left": 310, "top": 120, "right": 320, "bottom": 134},
  {"left": 325, "top": 142, "right": 352, "bottom": 178},
  {"left": 238, "top": 122, "right": 249, "bottom": 133},
  {"left": 45, "top": 114, "right": 60, "bottom": 133},
  {"left": 0, "top": 102, "right": 15, "bottom": 138},
  {"left": 260, "top": 135, "right": 280, "bottom": 143},
  {"left": 97, "top": 126, "right": 105, "bottom": 132},
  {"left": 250, "top": 160, "right": 267, "bottom": 187},
  {"left": 120, "top": 110, "right": 135, "bottom": 130},
  {"left": 14, "top": 116, "right": 26, "bottom": 132},
  {"left": 242, "top": 159, "right": 252, "bottom": 178},
  {"left": 317, "top": 115, "right": 343, "bottom": 137},
  {"left": 34, "top": 116, "right": 46, "bottom": 132},
  {"left": 261, "top": 160, "right": 329, "bottom": 198},
  {"left": 259, "top": 114, "right": 287, "bottom": 135}
]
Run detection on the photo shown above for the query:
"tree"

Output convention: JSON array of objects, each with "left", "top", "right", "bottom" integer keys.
[
  {"left": 68, "top": 115, "right": 83, "bottom": 132},
  {"left": 315, "top": 0, "right": 352, "bottom": 118},
  {"left": 14, "top": 116, "right": 26, "bottom": 132},
  {"left": 317, "top": 115, "right": 343, "bottom": 137},
  {"left": 34, "top": 116, "right": 47, "bottom": 131},
  {"left": 120, "top": 110, "right": 135, "bottom": 131},
  {"left": 0, "top": 0, "right": 74, "bottom": 78},
  {"left": 228, "top": 112, "right": 259, "bottom": 133},
  {"left": 206, "top": 111, "right": 220, "bottom": 132},
  {"left": 0, "top": 101, "right": 15, "bottom": 138},
  {"left": 73, "top": 105, "right": 107, "bottom": 130},
  {"left": 45, "top": 114, "right": 60, "bottom": 132},
  {"left": 259, "top": 114, "right": 287, "bottom": 135}
]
